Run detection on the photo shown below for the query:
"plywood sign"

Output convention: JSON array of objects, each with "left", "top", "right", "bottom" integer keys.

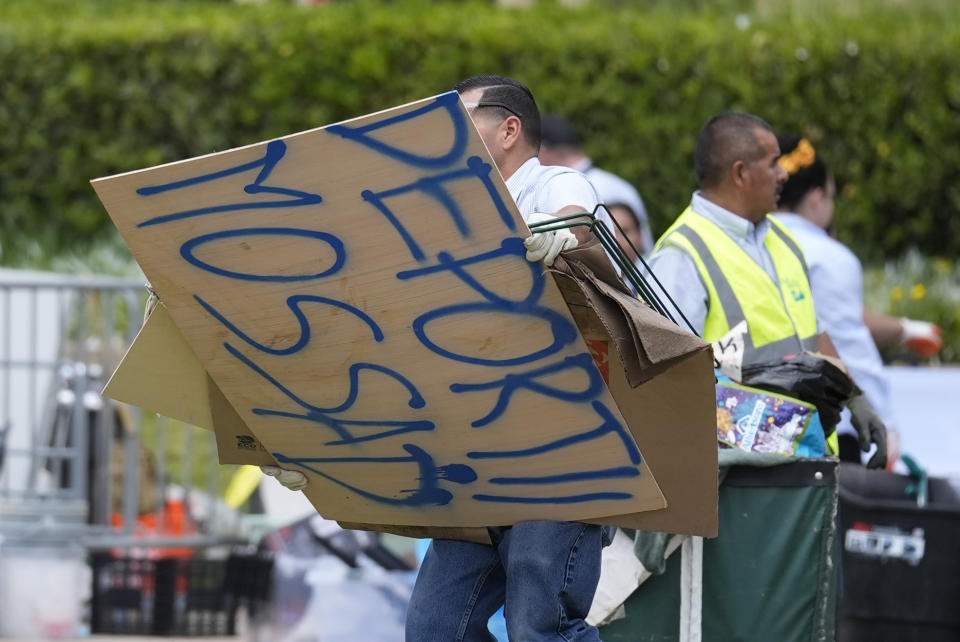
[{"left": 92, "top": 92, "right": 666, "bottom": 527}]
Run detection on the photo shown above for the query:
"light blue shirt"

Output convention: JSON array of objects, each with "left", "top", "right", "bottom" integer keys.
[
  {"left": 776, "top": 213, "right": 891, "bottom": 436},
  {"left": 647, "top": 192, "right": 780, "bottom": 335}
]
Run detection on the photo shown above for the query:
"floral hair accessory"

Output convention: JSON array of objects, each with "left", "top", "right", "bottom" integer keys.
[{"left": 778, "top": 138, "right": 816, "bottom": 175}]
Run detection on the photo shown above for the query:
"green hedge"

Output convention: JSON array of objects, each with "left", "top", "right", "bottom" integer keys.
[{"left": 2, "top": 0, "right": 960, "bottom": 265}]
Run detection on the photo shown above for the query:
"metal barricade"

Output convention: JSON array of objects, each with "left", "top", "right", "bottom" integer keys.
[{"left": 0, "top": 269, "right": 243, "bottom": 552}]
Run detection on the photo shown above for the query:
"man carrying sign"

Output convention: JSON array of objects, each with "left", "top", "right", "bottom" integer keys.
[
  {"left": 266, "top": 75, "right": 615, "bottom": 642},
  {"left": 403, "top": 75, "right": 615, "bottom": 642}
]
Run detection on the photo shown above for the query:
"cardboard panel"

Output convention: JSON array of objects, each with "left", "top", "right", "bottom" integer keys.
[
  {"left": 92, "top": 92, "right": 665, "bottom": 527},
  {"left": 104, "top": 302, "right": 214, "bottom": 430},
  {"left": 599, "top": 349, "right": 718, "bottom": 536},
  {"left": 208, "top": 372, "right": 275, "bottom": 466},
  {"left": 551, "top": 252, "right": 718, "bottom": 537},
  {"left": 103, "top": 303, "right": 273, "bottom": 465}
]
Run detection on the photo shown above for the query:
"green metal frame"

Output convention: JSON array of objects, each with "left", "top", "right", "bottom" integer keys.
[{"left": 528, "top": 205, "right": 698, "bottom": 336}]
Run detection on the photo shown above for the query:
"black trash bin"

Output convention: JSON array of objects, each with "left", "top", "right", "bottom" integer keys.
[{"left": 838, "top": 463, "right": 960, "bottom": 642}]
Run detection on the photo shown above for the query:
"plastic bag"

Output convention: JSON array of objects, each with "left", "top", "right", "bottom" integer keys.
[{"left": 741, "top": 352, "right": 859, "bottom": 433}]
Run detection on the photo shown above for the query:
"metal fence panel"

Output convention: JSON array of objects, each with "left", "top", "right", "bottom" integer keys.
[{"left": 0, "top": 269, "right": 241, "bottom": 550}]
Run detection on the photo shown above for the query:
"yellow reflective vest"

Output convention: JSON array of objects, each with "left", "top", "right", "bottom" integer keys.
[{"left": 656, "top": 206, "right": 819, "bottom": 368}]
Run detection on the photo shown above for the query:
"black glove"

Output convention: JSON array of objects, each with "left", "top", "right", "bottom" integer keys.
[
  {"left": 848, "top": 395, "right": 888, "bottom": 470},
  {"left": 741, "top": 352, "right": 857, "bottom": 434}
]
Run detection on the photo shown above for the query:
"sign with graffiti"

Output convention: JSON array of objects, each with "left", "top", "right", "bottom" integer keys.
[{"left": 92, "top": 92, "right": 665, "bottom": 527}]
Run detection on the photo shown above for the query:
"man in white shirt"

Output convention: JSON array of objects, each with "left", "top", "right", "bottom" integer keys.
[
  {"left": 401, "top": 74, "right": 611, "bottom": 642},
  {"left": 264, "top": 76, "right": 614, "bottom": 641}
]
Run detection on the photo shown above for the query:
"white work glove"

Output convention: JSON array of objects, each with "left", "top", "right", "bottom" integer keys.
[
  {"left": 900, "top": 318, "right": 943, "bottom": 358},
  {"left": 524, "top": 211, "right": 579, "bottom": 266},
  {"left": 260, "top": 465, "right": 308, "bottom": 491}
]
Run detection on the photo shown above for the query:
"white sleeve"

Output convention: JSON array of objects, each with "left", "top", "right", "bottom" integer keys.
[
  {"left": 535, "top": 171, "right": 620, "bottom": 272},
  {"left": 539, "top": 172, "right": 600, "bottom": 218},
  {"left": 540, "top": 172, "right": 618, "bottom": 241}
]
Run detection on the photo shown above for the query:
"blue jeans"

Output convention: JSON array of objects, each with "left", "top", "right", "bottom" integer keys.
[{"left": 405, "top": 520, "right": 603, "bottom": 641}]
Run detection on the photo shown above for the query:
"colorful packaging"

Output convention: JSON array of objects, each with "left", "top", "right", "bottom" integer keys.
[{"left": 715, "top": 380, "right": 815, "bottom": 455}]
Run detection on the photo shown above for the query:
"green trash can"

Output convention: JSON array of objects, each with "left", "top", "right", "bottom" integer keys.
[{"left": 602, "top": 457, "right": 838, "bottom": 642}]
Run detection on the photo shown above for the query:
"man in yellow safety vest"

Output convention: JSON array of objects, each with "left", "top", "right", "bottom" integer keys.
[{"left": 649, "top": 112, "right": 886, "bottom": 467}]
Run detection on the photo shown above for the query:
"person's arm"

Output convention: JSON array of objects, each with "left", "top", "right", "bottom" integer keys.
[
  {"left": 863, "top": 308, "right": 904, "bottom": 346},
  {"left": 552, "top": 204, "right": 596, "bottom": 245},
  {"left": 864, "top": 307, "right": 943, "bottom": 357},
  {"left": 523, "top": 173, "right": 605, "bottom": 266},
  {"left": 647, "top": 245, "right": 709, "bottom": 335}
]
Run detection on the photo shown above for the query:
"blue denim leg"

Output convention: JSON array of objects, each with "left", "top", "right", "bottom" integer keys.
[
  {"left": 406, "top": 539, "right": 506, "bottom": 642},
  {"left": 500, "top": 521, "right": 603, "bottom": 642}
]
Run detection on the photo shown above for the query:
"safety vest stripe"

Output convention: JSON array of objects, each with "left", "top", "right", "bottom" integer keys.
[
  {"left": 751, "top": 334, "right": 812, "bottom": 362},
  {"left": 768, "top": 221, "right": 810, "bottom": 275},
  {"left": 672, "top": 224, "right": 747, "bottom": 331},
  {"left": 767, "top": 219, "right": 819, "bottom": 354}
]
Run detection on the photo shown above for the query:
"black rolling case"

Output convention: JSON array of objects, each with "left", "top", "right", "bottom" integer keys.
[{"left": 838, "top": 463, "right": 960, "bottom": 641}]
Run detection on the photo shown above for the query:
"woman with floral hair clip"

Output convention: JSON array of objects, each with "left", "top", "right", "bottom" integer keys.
[{"left": 774, "top": 134, "right": 942, "bottom": 465}]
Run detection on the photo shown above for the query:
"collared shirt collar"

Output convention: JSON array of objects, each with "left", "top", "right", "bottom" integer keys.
[
  {"left": 691, "top": 191, "right": 771, "bottom": 244},
  {"left": 505, "top": 156, "right": 541, "bottom": 202}
]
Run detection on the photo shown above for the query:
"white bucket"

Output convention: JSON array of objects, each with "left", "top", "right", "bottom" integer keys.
[{"left": 0, "top": 544, "right": 89, "bottom": 638}]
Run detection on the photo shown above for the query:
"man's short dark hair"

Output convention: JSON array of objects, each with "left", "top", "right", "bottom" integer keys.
[
  {"left": 694, "top": 112, "right": 775, "bottom": 188},
  {"left": 453, "top": 75, "right": 541, "bottom": 150}
]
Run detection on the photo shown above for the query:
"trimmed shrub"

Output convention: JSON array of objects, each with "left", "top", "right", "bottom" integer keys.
[{"left": 2, "top": 0, "right": 959, "bottom": 264}]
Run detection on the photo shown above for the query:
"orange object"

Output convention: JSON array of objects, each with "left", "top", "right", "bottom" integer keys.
[
  {"left": 111, "top": 499, "right": 197, "bottom": 558},
  {"left": 904, "top": 325, "right": 943, "bottom": 359}
]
